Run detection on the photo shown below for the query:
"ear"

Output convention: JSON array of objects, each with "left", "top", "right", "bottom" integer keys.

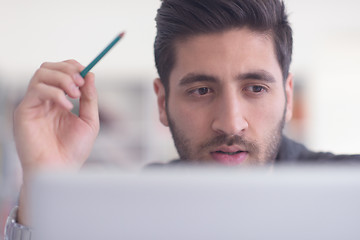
[
  {"left": 285, "top": 73, "right": 294, "bottom": 122},
  {"left": 153, "top": 78, "right": 169, "bottom": 127}
]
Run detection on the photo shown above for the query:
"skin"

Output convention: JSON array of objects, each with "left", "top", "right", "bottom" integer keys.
[{"left": 154, "top": 28, "right": 293, "bottom": 166}]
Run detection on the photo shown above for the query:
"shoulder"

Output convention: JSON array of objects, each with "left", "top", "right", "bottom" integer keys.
[{"left": 277, "top": 136, "right": 360, "bottom": 163}]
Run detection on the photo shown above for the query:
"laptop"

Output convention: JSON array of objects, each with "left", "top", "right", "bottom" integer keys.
[{"left": 27, "top": 165, "right": 360, "bottom": 240}]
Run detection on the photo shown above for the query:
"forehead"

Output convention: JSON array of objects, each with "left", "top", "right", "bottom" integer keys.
[{"left": 169, "top": 28, "right": 282, "bottom": 85}]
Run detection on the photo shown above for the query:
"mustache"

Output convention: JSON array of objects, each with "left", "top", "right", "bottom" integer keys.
[{"left": 200, "top": 134, "right": 258, "bottom": 153}]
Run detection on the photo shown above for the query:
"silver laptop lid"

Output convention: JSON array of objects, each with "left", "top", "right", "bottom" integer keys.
[{"left": 28, "top": 166, "right": 360, "bottom": 240}]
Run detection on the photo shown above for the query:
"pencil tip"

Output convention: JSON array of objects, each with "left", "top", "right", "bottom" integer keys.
[{"left": 119, "top": 32, "right": 125, "bottom": 38}]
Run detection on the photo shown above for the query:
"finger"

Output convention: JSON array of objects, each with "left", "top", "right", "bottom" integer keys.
[
  {"left": 39, "top": 60, "right": 85, "bottom": 86},
  {"left": 29, "top": 68, "right": 81, "bottom": 99},
  {"left": 79, "top": 72, "right": 99, "bottom": 130},
  {"left": 63, "top": 59, "right": 84, "bottom": 70},
  {"left": 24, "top": 82, "right": 73, "bottom": 110}
]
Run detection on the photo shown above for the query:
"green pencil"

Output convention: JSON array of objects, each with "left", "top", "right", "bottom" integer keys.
[{"left": 80, "top": 32, "right": 125, "bottom": 78}]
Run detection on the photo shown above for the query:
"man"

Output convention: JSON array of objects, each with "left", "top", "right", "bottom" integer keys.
[{"left": 5, "top": 0, "right": 360, "bottom": 239}]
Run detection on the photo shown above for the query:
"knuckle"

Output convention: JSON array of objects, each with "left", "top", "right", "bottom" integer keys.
[
  {"left": 63, "top": 64, "right": 78, "bottom": 75},
  {"left": 31, "top": 68, "right": 46, "bottom": 84},
  {"left": 61, "top": 65, "right": 74, "bottom": 76},
  {"left": 65, "top": 59, "right": 83, "bottom": 70},
  {"left": 34, "top": 68, "right": 43, "bottom": 76},
  {"left": 40, "top": 62, "right": 50, "bottom": 68},
  {"left": 66, "top": 59, "right": 78, "bottom": 64}
]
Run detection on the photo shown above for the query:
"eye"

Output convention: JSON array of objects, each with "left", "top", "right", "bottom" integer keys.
[
  {"left": 244, "top": 85, "right": 268, "bottom": 94},
  {"left": 197, "top": 87, "right": 210, "bottom": 95},
  {"left": 189, "top": 87, "right": 213, "bottom": 96}
]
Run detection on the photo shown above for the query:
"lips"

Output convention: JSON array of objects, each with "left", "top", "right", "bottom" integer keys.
[{"left": 210, "top": 146, "right": 248, "bottom": 166}]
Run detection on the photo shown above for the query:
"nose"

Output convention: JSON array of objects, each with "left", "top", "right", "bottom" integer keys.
[{"left": 211, "top": 90, "right": 248, "bottom": 136}]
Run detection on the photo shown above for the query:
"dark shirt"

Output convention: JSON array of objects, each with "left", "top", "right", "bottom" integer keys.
[{"left": 276, "top": 136, "right": 360, "bottom": 163}]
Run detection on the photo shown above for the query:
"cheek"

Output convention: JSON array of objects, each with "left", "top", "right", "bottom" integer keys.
[
  {"left": 247, "top": 97, "right": 285, "bottom": 131},
  {"left": 168, "top": 98, "right": 212, "bottom": 135}
]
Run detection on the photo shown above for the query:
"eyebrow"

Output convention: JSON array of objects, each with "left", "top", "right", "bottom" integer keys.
[
  {"left": 236, "top": 70, "right": 276, "bottom": 83},
  {"left": 178, "top": 70, "right": 276, "bottom": 86},
  {"left": 179, "top": 74, "right": 218, "bottom": 86}
]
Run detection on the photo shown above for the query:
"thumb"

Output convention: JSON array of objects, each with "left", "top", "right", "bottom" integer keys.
[{"left": 79, "top": 72, "right": 99, "bottom": 131}]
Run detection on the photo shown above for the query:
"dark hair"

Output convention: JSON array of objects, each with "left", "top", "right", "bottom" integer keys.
[{"left": 154, "top": 0, "right": 293, "bottom": 94}]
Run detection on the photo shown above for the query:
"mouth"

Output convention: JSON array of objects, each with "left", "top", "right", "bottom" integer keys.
[
  {"left": 214, "top": 150, "right": 244, "bottom": 155},
  {"left": 210, "top": 147, "right": 248, "bottom": 166}
]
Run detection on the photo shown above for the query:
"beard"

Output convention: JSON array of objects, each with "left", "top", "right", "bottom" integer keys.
[{"left": 166, "top": 106, "right": 286, "bottom": 165}]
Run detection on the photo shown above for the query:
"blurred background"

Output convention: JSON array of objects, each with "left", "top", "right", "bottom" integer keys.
[{"left": 1, "top": 0, "right": 360, "bottom": 236}]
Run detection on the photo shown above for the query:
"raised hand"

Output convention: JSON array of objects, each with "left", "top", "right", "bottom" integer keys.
[{"left": 14, "top": 59, "right": 100, "bottom": 173}]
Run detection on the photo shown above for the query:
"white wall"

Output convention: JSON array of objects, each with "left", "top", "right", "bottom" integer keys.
[
  {"left": 0, "top": 0, "right": 160, "bottom": 84},
  {"left": 285, "top": 0, "right": 360, "bottom": 153},
  {"left": 1, "top": 0, "right": 360, "bottom": 157}
]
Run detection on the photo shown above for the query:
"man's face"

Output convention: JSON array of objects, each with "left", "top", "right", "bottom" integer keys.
[{"left": 154, "top": 28, "right": 293, "bottom": 165}]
